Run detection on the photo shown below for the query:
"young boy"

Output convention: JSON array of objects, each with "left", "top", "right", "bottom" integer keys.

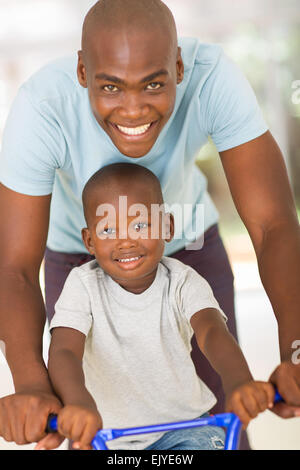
[{"left": 36, "top": 163, "right": 274, "bottom": 450}]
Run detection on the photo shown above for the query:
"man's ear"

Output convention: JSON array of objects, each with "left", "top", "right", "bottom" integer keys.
[
  {"left": 163, "top": 213, "right": 175, "bottom": 243},
  {"left": 77, "top": 51, "right": 88, "bottom": 88},
  {"left": 82, "top": 227, "right": 95, "bottom": 255},
  {"left": 176, "top": 47, "right": 184, "bottom": 85}
]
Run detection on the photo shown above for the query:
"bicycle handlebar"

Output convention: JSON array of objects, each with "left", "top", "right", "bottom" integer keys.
[{"left": 46, "top": 390, "right": 283, "bottom": 450}]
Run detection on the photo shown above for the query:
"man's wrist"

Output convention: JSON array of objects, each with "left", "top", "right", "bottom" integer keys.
[
  {"left": 11, "top": 360, "right": 53, "bottom": 394},
  {"left": 280, "top": 341, "right": 300, "bottom": 364}
]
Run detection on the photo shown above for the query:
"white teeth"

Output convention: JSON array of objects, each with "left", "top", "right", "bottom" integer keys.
[
  {"left": 116, "top": 123, "right": 151, "bottom": 135},
  {"left": 117, "top": 256, "right": 141, "bottom": 263}
]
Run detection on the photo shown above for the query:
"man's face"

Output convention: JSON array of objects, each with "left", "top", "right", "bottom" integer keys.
[
  {"left": 77, "top": 28, "right": 183, "bottom": 158},
  {"left": 82, "top": 187, "right": 174, "bottom": 292}
]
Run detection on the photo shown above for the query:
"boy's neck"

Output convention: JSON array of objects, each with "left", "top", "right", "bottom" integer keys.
[{"left": 113, "top": 265, "right": 159, "bottom": 294}]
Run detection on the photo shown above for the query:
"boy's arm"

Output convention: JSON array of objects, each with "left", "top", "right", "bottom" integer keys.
[
  {"left": 48, "top": 327, "right": 96, "bottom": 409},
  {"left": 190, "top": 308, "right": 253, "bottom": 394},
  {"left": 190, "top": 308, "right": 252, "bottom": 395},
  {"left": 190, "top": 308, "right": 274, "bottom": 427},
  {"left": 35, "top": 327, "right": 102, "bottom": 450}
]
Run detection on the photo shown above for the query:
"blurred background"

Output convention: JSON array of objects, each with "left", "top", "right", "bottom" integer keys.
[{"left": 0, "top": 0, "right": 300, "bottom": 450}]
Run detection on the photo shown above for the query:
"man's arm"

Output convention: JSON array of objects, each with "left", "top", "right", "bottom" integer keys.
[
  {"left": 220, "top": 130, "right": 300, "bottom": 414},
  {"left": 0, "top": 183, "right": 62, "bottom": 445}
]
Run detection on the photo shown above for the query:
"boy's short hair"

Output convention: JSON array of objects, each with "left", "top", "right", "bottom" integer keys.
[{"left": 82, "top": 163, "right": 164, "bottom": 226}]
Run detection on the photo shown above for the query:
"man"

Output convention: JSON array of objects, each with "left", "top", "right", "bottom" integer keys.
[{"left": 0, "top": 0, "right": 299, "bottom": 450}]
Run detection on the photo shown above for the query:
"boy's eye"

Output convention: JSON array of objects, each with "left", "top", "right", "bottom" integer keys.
[
  {"left": 146, "top": 82, "right": 162, "bottom": 90},
  {"left": 102, "top": 227, "right": 116, "bottom": 235},
  {"left": 103, "top": 84, "right": 119, "bottom": 92},
  {"left": 133, "top": 222, "right": 148, "bottom": 232}
]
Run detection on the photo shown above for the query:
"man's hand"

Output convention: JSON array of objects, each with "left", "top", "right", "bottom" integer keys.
[
  {"left": 225, "top": 381, "right": 275, "bottom": 429},
  {"left": 269, "top": 362, "right": 300, "bottom": 418},
  {"left": 35, "top": 404, "right": 103, "bottom": 450},
  {"left": 0, "top": 390, "right": 63, "bottom": 447}
]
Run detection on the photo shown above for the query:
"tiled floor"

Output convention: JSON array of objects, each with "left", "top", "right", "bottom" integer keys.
[{"left": 1, "top": 261, "right": 300, "bottom": 450}]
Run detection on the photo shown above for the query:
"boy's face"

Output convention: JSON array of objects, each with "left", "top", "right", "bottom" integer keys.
[
  {"left": 77, "top": 27, "right": 184, "bottom": 158},
  {"left": 82, "top": 186, "right": 174, "bottom": 293}
]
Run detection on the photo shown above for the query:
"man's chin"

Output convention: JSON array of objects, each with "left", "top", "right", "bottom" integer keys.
[{"left": 113, "top": 141, "right": 156, "bottom": 159}]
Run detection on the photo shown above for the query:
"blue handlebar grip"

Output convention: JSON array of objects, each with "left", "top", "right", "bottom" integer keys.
[
  {"left": 46, "top": 414, "right": 58, "bottom": 433},
  {"left": 274, "top": 390, "right": 283, "bottom": 403}
]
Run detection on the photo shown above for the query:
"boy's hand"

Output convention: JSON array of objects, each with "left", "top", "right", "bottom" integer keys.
[
  {"left": 225, "top": 381, "right": 275, "bottom": 429},
  {"left": 35, "top": 404, "right": 103, "bottom": 450},
  {"left": 59, "top": 404, "right": 103, "bottom": 450}
]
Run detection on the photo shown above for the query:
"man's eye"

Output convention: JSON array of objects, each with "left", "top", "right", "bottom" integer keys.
[
  {"left": 146, "top": 82, "right": 162, "bottom": 90},
  {"left": 103, "top": 85, "right": 119, "bottom": 92},
  {"left": 134, "top": 222, "right": 148, "bottom": 232}
]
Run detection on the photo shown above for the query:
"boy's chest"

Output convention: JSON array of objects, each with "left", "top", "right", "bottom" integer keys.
[{"left": 87, "top": 290, "right": 192, "bottom": 357}]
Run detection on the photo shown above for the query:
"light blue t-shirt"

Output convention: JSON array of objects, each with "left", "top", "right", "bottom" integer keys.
[{"left": 0, "top": 37, "right": 268, "bottom": 255}]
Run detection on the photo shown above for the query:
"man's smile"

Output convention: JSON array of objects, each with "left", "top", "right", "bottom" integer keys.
[{"left": 109, "top": 121, "right": 158, "bottom": 140}]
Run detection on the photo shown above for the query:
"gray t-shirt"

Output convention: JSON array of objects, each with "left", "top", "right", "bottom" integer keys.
[{"left": 50, "top": 256, "right": 227, "bottom": 450}]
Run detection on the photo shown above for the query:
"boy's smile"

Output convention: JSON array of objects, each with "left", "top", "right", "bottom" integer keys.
[{"left": 114, "top": 254, "right": 144, "bottom": 270}]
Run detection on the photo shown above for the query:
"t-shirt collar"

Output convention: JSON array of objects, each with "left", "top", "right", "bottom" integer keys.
[{"left": 103, "top": 262, "right": 164, "bottom": 307}]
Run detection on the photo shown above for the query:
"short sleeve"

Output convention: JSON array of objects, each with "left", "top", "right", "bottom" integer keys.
[
  {"left": 176, "top": 267, "right": 227, "bottom": 323},
  {"left": 50, "top": 267, "right": 93, "bottom": 336},
  {"left": 200, "top": 52, "right": 269, "bottom": 152},
  {"left": 0, "top": 86, "right": 65, "bottom": 195}
]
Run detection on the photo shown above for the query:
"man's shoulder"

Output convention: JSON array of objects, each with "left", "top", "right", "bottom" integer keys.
[
  {"left": 21, "top": 55, "right": 82, "bottom": 106},
  {"left": 179, "top": 37, "right": 223, "bottom": 72}
]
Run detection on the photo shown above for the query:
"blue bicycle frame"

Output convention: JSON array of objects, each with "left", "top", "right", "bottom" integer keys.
[{"left": 47, "top": 391, "right": 282, "bottom": 450}]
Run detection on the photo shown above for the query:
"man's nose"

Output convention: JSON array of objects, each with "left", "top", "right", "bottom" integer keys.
[{"left": 118, "top": 92, "right": 150, "bottom": 120}]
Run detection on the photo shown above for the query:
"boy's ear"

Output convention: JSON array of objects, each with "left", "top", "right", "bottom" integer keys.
[
  {"left": 81, "top": 228, "right": 95, "bottom": 255},
  {"left": 77, "top": 51, "right": 88, "bottom": 88},
  {"left": 163, "top": 213, "right": 175, "bottom": 243}
]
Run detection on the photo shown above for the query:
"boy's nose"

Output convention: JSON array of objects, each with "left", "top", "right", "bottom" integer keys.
[{"left": 116, "top": 234, "right": 138, "bottom": 250}]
